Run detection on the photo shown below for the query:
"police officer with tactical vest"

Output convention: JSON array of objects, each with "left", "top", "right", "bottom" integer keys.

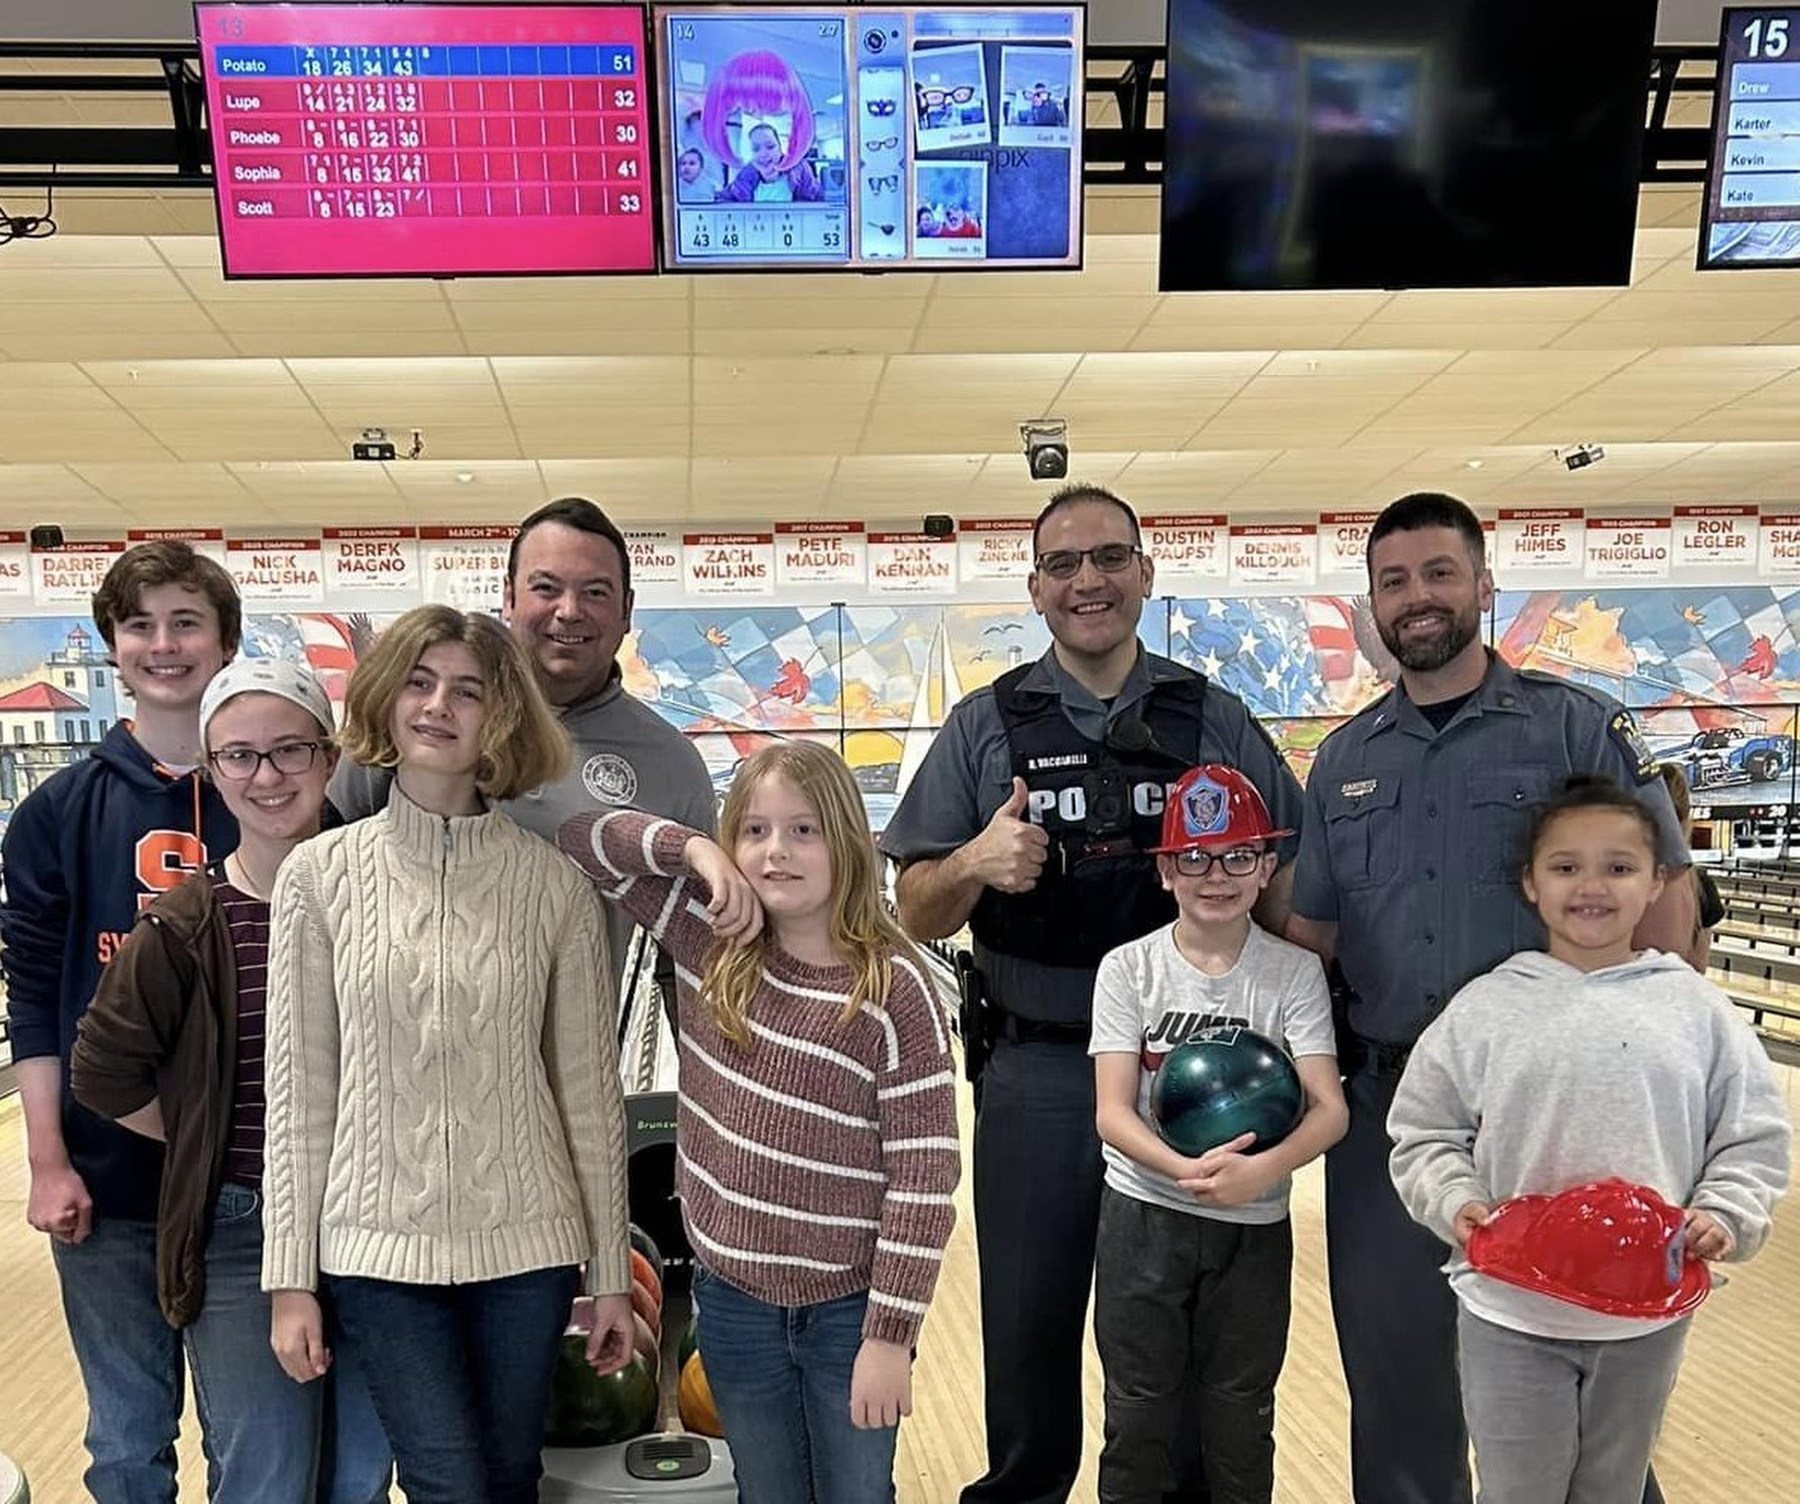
[
  {"left": 1287, "top": 492, "right": 1695, "bottom": 1504},
  {"left": 882, "top": 484, "right": 1304, "bottom": 1504}
]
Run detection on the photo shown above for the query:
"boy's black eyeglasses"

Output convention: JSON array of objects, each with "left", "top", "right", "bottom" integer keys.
[
  {"left": 209, "top": 742, "right": 327, "bottom": 780},
  {"left": 1033, "top": 543, "right": 1141, "bottom": 579},
  {"left": 1171, "top": 847, "right": 1263, "bottom": 877}
]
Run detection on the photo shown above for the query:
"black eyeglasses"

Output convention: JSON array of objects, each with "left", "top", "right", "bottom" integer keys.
[
  {"left": 866, "top": 172, "right": 900, "bottom": 192},
  {"left": 1172, "top": 847, "right": 1263, "bottom": 877},
  {"left": 866, "top": 99, "right": 897, "bottom": 117},
  {"left": 209, "top": 741, "right": 327, "bottom": 781},
  {"left": 918, "top": 85, "right": 976, "bottom": 107},
  {"left": 1034, "top": 543, "right": 1141, "bottom": 579},
  {"left": 863, "top": 135, "right": 899, "bottom": 152}
]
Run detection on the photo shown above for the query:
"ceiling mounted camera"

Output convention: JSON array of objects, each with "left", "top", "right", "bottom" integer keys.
[
  {"left": 1020, "top": 417, "right": 1069, "bottom": 481},
  {"left": 1558, "top": 442, "right": 1606, "bottom": 471}
]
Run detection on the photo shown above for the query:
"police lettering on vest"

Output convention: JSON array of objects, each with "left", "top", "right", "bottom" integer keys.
[{"left": 971, "top": 665, "right": 1206, "bottom": 968}]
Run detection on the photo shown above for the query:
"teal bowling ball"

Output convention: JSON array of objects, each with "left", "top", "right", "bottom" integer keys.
[{"left": 1149, "top": 1027, "right": 1304, "bottom": 1158}]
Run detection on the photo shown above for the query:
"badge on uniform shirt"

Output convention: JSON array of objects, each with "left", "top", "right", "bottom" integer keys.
[
  {"left": 1608, "top": 710, "right": 1659, "bottom": 783},
  {"left": 1339, "top": 778, "right": 1378, "bottom": 801}
]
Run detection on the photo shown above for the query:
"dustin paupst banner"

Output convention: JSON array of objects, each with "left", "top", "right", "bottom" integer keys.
[
  {"left": 1230, "top": 524, "right": 1317, "bottom": 587},
  {"left": 324, "top": 527, "right": 419, "bottom": 596},
  {"left": 956, "top": 519, "right": 1032, "bottom": 582},
  {"left": 684, "top": 533, "right": 774, "bottom": 597},
  {"left": 1760, "top": 512, "right": 1800, "bottom": 579},
  {"left": 868, "top": 531, "right": 957, "bottom": 596},
  {"left": 32, "top": 540, "right": 126, "bottom": 606},
  {"left": 1496, "top": 509, "right": 1583, "bottom": 577},
  {"left": 421, "top": 526, "right": 511, "bottom": 612},
  {"left": 128, "top": 527, "right": 227, "bottom": 566},
  {"left": 0, "top": 532, "right": 30, "bottom": 605},
  {"left": 626, "top": 528, "right": 681, "bottom": 588},
  {"left": 226, "top": 537, "right": 325, "bottom": 604},
  {"left": 1674, "top": 506, "right": 1757, "bottom": 572},
  {"left": 1317, "top": 512, "right": 1378, "bottom": 589},
  {"left": 1583, "top": 517, "right": 1670, "bottom": 580},
  {"left": 775, "top": 522, "right": 867, "bottom": 589},
  {"left": 1143, "top": 515, "right": 1228, "bottom": 582}
]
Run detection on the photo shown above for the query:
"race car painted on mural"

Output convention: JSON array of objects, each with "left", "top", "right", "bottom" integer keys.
[{"left": 1666, "top": 727, "right": 1797, "bottom": 790}]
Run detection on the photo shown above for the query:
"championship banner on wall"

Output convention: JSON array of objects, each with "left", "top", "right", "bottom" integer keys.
[
  {"left": 775, "top": 522, "right": 866, "bottom": 589},
  {"left": 1673, "top": 506, "right": 1757, "bottom": 572},
  {"left": 1496, "top": 509, "right": 1583, "bottom": 576},
  {"left": 127, "top": 527, "right": 227, "bottom": 566},
  {"left": 226, "top": 537, "right": 325, "bottom": 604},
  {"left": 0, "top": 531, "right": 32, "bottom": 605},
  {"left": 32, "top": 540, "right": 126, "bottom": 606},
  {"left": 421, "top": 526, "right": 512, "bottom": 612},
  {"left": 868, "top": 531, "right": 957, "bottom": 596},
  {"left": 1584, "top": 516, "right": 1671, "bottom": 580},
  {"left": 1230, "top": 523, "right": 1317, "bottom": 586},
  {"left": 1143, "top": 515, "right": 1228, "bottom": 580},
  {"left": 956, "top": 518, "right": 1033, "bottom": 582},
  {"left": 625, "top": 527, "right": 681, "bottom": 587},
  {"left": 324, "top": 527, "right": 419, "bottom": 596},
  {"left": 1760, "top": 511, "right": 1800, "bottom": 579},
  {"left": 1317, "top": 511, "right": 1379, "bottom": 589},
  {"left": 683, "top": 533, "right": 774, "bottom": 597}
]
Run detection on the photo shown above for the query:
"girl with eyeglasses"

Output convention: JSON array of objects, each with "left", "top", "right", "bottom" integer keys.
[
  {"left": 1089, "top": 764, "right": 1347, "bottom": 1504},
  {"left": 72, "top": 658, "right": 392, "bottom": 1504}
]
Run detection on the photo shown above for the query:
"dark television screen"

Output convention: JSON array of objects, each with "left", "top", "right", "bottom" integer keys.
[{"left": 1159, "top": 0, "right": 1656, "bottom": 292}]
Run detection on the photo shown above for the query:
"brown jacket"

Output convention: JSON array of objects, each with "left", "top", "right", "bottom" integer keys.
[{"left": 70, "top": 870, "right": 238, "bottom": 1328}]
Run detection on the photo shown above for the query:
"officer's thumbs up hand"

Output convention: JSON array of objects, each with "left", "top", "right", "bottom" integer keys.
[{"left": 967, "top": 777, "right": 1050, "bottom": 895}]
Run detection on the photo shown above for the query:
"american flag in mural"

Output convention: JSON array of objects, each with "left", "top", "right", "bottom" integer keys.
[{"left": 1165, "top": 596, "right": 1382, "bottom": 718}]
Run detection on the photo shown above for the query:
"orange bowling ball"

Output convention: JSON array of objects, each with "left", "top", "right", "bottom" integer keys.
[
  {"left": 630, "top": 1277, "right": 661, "bottom": 1340},
  {"left": 629, "top": 1249, "right": 662, "bottom": 1308},
  {"left": 677, "top": 1352, "right": 724, "bottom": 1439}
]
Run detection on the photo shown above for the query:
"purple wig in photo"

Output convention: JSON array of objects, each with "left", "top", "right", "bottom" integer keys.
[{"left": 701, "top": 50, "right": 817, "bottom": 168}]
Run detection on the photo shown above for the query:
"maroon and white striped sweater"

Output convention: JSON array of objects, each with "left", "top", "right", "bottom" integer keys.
[{"left": 559, "top": 809, "right": 959, "bottom": 1347}]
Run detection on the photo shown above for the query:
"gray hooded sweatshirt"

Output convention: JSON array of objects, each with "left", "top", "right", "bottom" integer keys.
[{"left": 1389, "top": 949, "right": 1790, "bottom": 1340}]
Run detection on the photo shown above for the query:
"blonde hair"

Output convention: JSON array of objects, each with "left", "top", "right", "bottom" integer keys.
[
  {"left": 339, "top": 606, "right": 569, "bottom": 802},
  {"left": 702, "top": 740, "right": 921, "bottom": 1046}
]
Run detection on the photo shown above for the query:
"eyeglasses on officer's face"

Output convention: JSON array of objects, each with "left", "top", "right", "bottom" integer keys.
[
  {"left": 1033, "top": 542, "right": 1141, "bottom": 580},
  {"left": 209, "top": 741, "right": 327, "bottom": 781},
  {"left": 1172, "top": 847, "right": 1263, "bottom": 877}
]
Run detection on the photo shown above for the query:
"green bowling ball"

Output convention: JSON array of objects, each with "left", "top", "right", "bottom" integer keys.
[
  {"left": 544, "top": 1342, "right": 659, "bottom": 1449},
  {"left": 1149, "top": 1026, "right": 1304, "bottom": 1159}
]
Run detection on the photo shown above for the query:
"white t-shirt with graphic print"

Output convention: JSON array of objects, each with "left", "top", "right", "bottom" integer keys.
[{"left": 1089, "top": 921, "right": 1336, "bottom": 1224}]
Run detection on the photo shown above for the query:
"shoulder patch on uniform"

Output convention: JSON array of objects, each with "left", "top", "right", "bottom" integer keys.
[{"left": 1607, "top": 709, "right": 1659, "bottom": 783}]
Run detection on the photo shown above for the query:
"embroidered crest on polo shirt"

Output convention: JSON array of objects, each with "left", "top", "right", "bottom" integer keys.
[{"left": 582, "top": 752, "right": 640, "bottom": 806}]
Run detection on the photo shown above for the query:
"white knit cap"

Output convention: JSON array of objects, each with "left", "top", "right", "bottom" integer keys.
[{"left": 199, "top": 657, "right": 335, "bottom": 749}]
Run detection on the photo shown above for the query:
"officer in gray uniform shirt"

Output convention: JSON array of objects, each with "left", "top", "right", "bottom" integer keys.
[
  {"left": 331, "top": 497, "right": 715, "bottom": 1009},
  {"left": 881, "top": 484, "right": 1304, "bottom": 1504},
  {"left": 1288, "top": 492, "right": 1693, "bottom": 1504}
]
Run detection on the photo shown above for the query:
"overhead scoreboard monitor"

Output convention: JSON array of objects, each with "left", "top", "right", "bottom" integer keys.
[
  {"left": 194, "top": 4, "right": 656, "bottom": 277},
  {"left": 1702, "top": 6, "right": 1800, "bottom": 268},
  {"left": 655, "top": 4, "right": 1084, "bottom": 271}
]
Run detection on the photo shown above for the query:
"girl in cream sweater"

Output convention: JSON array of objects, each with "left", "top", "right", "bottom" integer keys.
[{"left": 262, "top": 606, "right": 633, "bottom": 1504}]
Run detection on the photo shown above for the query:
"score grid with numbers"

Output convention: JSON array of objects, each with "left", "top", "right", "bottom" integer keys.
[{"left": 195, "top": 4, "right": 657, "bottom": 278}]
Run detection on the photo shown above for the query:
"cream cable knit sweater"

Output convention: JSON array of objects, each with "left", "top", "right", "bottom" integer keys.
[{"left": 261, "top": 788, "right": 630, "bottom": 1297}]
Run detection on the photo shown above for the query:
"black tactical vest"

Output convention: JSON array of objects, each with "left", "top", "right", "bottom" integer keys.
[{"left": 969, "top": 664, "right": 1207, "bottom": 971}]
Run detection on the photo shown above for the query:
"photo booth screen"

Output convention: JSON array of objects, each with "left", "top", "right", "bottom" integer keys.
[
  {"left": 195, "top": 3, "right": 657, "bottom": 278},
  {"left": 653, "top": 4, "right": 1084, "bottom": 270},
  {"left": 1159, "top": 0, "right": 1654, "bottom": 292},
  {"left": 1700, "top": 6, "right": 1800, "bottom": 269}
]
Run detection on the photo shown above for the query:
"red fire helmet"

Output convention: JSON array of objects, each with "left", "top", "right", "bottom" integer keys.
[
  {"left": 1466, "top": 1178, "right": 1712, "bottom": 1319},
  {"left": 1150, "top": 764, "right": 1293, "bottom": 855}
]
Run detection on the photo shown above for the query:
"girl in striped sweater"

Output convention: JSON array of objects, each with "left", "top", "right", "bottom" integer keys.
[{"left": 560, "top": 739, "right": 959, "bottom": 1504}]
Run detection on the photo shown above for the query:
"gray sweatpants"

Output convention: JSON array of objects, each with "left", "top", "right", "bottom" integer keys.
[{"left": 1457, "top": 1307, "right": 1689, "bottom": 1504}]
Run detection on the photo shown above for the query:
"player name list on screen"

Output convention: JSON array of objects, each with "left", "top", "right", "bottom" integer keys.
[
  {"left": 196, "top": 4, "right": 655, "bottom": 278},
  {"left": 1702, "top": 6, "right": 1800, "bottom": 268}
]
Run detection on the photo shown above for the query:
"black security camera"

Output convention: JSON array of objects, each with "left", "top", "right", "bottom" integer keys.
[
  {"left": 1559, "top": 443, "right": 1605, "bottom": 471},
  {"left": 1020, "top": 418, "right": 1069, "bottom": 481},
  {"left": 29, "top": 524, "right": 63, "bottom": 549},
  {"left": 922, "top": 514, "right": 954, "bottom": 538}
]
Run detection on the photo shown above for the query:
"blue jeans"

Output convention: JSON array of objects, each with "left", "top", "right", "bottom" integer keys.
[
  {"left": 326, "top": 1264, "right": 579, "bottom": 1504},
  {"left": 52, "top": 1214, "right": 184, "bottom": 1504},
  {"left": 692, "top": 1262, "right": 899, "bottom": 1504},
  {"left": 185, "top": 1183, "right": 393, "bottom": 1504}
]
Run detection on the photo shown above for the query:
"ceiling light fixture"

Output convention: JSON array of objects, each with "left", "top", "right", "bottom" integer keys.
[{"left": 456, "top": 470, "right": 475, "bottom": 484}]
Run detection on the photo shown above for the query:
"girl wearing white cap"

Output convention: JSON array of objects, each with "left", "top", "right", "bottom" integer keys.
[{"left": 71, "top": 657, "right": 392, "bottom": 1504}]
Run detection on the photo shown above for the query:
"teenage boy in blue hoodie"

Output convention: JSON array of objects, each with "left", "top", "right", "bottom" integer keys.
[{"left": 2, "top": 540, "right": 241, "bottom": 1502}]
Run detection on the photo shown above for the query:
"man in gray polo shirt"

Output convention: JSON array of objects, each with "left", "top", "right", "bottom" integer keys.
[
  {"left": 881, "top": 483, "right": 1304, "bottom": 1504},
  {"left": 1289, "top": 491, "right": 1693, "bottom": 1504},
  {"left": 331, "top": 497, "right": 715, "bottom": 1005}
]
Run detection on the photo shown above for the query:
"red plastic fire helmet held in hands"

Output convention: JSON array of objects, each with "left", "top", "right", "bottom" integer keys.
[
  {"left": 1466, "top": 1178, "right": 1713, "bottom": 1319},
  {"left": 1150, "top": 764, "right": 1294, "bottom": 856}
]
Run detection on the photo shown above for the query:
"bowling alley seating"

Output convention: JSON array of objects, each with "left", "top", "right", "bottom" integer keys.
[{"left": 1705, "top": 862, "right": 1800, "bottom": 1059}]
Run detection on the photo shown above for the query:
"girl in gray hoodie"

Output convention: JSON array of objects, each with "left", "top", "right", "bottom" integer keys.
[{"left": 1389, "top": 774, "right": 1789, "bottom": 1504}]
